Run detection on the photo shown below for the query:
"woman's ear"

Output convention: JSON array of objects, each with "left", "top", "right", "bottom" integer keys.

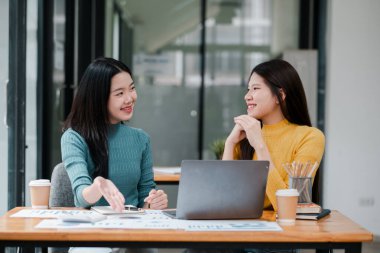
[{"left": 279, "top": 88, "right": 286, "bottom": 102}]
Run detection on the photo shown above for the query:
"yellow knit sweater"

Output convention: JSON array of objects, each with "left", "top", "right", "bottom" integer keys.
[{"left": 234, "top": 119, "right": 325, "bottom": 211}]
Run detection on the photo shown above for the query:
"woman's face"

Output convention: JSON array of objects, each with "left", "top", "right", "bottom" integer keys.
[
  {"left": 108, "top": 71, "right": 137, "bottom": 124},
  {"left": 244, "top": 72, "right": 282, "bottom": 124}
]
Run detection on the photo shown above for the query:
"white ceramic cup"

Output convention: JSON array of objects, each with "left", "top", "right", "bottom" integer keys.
[
  {"left": 29, "top": 179, "right": 51, "bottom": 209},
  {"left": 276, "top": 188, "right": 299, "bottom": 225}
]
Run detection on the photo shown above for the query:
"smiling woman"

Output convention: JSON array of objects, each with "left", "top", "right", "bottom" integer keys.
[
  {"left": 59, "top": 57, "right": 167, "bottom": 251},
  {"left": 223, "top": 59, "right": 325, "bottom": 211},
  {"left": 61, "top": 57, "right": 168, "bottom": 213}
]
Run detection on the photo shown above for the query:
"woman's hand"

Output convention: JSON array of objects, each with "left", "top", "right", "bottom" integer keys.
[
  {"left": 234, "top": 115, "right": 263, "bottom": 149},
  {"left": 225, "top": 122, "right": 246, "bottom": 145},
  {"left": 223, "top": 116, "right": 248, "bottom": 160},
  {"left": 144, "top": 189, "right": 168, "bottom": 210},
  {"left": 93, "top": 176, "right": 125, "bottom": 213}
]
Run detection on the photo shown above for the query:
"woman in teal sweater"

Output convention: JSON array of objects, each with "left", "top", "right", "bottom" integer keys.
[{"left": 61, "top": 57, "right": 168, "bottom": 212}]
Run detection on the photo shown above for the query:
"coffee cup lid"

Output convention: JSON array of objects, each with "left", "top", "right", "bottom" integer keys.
[
  {"left": 276, "top": 188, "right": 299, "bottom": 196},
  {"left": 29, "top": 179, "right": 51, "bottom": 187}
]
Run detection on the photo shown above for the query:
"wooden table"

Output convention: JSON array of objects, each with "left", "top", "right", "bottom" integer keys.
[
  {"left": 154, "top": 168, "right": 180, "bottom": 185},
  {"left": 0, "top": 207, "right": 373, "bottom": 253}
]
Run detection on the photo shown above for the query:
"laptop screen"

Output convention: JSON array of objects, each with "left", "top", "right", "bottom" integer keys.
[{"left": 172, "top": 160, "right": 269, "bottom": 220}]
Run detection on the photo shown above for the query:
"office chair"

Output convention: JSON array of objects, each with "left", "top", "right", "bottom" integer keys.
[
  {"left": 49, "top": 163, "right": 74, "bottom": 253},
  {"left": 48, "top": 164, "right": 113, "bottom": 253},
  {"left": 49, "top": 162, "right": 75, "bottom": 207}
]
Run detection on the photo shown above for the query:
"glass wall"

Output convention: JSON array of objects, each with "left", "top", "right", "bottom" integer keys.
[
  {"left": 1, "top": 0, "right": 38, "bottom": 214},
  {"left": 25, "top": 0, "right": 39, "bottom": 207},
  {"left": 203, "top": 0, "right": 300, "bottom": 158},
  {"left": 114, "top": 0, "right": 202, "bottom": 166},
  {"left": 47, "top": 0, "right": 68, "bottom": 175},
  {"left": 0, "top": 0, "right": 9, "bottom": 215},
  {"left": 109, "top": 0, "right": 300, "bottom": 165}
]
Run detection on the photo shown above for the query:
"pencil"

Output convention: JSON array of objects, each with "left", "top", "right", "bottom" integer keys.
[{"left": 307, "top": 161, "right": 319, "bottom": 177}]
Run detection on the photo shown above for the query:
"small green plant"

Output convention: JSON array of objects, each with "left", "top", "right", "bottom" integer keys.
[{"left": 210, "top": 138, "right": 226, "bottom": 160}]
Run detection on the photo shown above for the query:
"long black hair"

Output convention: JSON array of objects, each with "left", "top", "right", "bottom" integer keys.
[
  {"left": 239, "top": 59, "right": 311, "bottom": 159},
  {"left": 63, "top": 57, "right": 132, "bottom": 178}
]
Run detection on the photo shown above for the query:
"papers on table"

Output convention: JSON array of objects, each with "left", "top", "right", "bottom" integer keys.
[
  {"left": 36, "top": 217, "right": 281, "bottom": 231},
  {"left": 12, "top": 209, "right": 282, "bottom": 232},
  {"left": 91, "top": 205, "right": 145, "bottom": 215},
  {"left": 184, "top": 220, "right": 282, "bottom": 231},
  {"left": 11, "top": 209, "right": 108, "bottom": 223},
  {"left": 36, "top": 217, "right": 179, "bottom": 229},
  {"left": 11, "top": 209, "right": 168, "bottom": 220},
  {"left": 34, "top": 210, "right": 177, "bottom": 229},
  {"left": 10, "top": 209, "right": 100, "bottom": 218},
  {"left": 153, "top": 166, "right": 181, "bottom": 174}
]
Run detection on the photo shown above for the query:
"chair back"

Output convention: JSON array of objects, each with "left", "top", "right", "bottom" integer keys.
[{"left": 49, "top": 163, "right": 75, "bottom": 207}]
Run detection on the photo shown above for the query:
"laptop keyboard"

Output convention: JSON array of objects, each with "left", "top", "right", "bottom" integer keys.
[{"left": 162, "top": 210, "right": 177, "bottom": 219}]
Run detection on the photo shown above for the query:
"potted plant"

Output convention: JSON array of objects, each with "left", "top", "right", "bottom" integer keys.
[{"left": 209, "top": 138, "right": 225, "bottom": 160}]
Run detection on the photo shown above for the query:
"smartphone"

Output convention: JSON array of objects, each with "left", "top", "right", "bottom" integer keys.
[{"left": 124, "top": 205, "right": 140, "bottom": 211}]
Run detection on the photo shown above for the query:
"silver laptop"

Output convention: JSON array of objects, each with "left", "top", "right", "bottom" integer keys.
[{"left": 164, "top": 160, "right": 269, "bottom": 220}]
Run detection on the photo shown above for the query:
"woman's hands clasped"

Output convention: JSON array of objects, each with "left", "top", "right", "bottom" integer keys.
[
  {"left": 225, "top": 115, "right": 263, "bottom": 148},
  {"left": 225, "top": 122, "right": 246, "bottom": 145},
  {"left": 233, "top": 115, "right": 263, "bottom": 149},
  {"left": 223, "top": 114, "right": 273, "bottom": 169}
]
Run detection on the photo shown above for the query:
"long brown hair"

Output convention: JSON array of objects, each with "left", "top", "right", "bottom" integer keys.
[{"left": 239, "top": 59, "right": 311, "bottom": 159}]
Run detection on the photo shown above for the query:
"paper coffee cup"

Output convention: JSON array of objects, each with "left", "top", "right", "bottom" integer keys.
[
  {"left": 29, "top": 179, "right": 51, "bottom": 209},
  {"left": 276, "top": 189, "right": 299, "bottom": 225}
]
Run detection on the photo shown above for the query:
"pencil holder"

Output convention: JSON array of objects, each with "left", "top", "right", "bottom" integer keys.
[{"left": 289, "top": 177, "right": 312, "bottom": 203}]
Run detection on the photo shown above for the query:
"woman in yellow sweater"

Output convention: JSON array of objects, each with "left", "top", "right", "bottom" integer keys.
[{"left": 222, "top": 59, "right": 325, "bottom": 211}]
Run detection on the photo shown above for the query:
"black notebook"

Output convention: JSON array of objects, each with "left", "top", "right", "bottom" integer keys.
[{"left": 296, "top": 209, "right": 331, "bottom": 220}]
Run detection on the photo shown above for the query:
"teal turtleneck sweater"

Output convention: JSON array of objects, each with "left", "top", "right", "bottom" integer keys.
[{"left": 61, "top": 123, "right": 156, "bottom": 208}]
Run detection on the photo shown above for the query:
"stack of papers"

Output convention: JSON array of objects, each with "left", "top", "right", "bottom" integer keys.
[
  {"left": 153, "top": 167, "right": 181, "bottom": 174},
  {"left": 11, "top": 209, "right": 101, "bottom": 219},
  {"left": 11, "top": 209, "right": 282, "bottom": 231}
]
